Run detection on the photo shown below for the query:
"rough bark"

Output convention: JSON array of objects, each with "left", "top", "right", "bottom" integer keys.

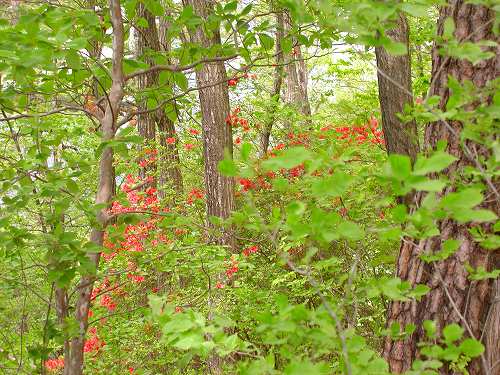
[
  {"left": 135, "top": 3, "right": 158, "bottom": 183},
  {"left": 382, "top": 3, "right": 499, "bottom": 374},
  {"left": 375, "top": 13, "right": 419, "bottom": 161},
  {"left": 64, "top": 0, "right": 124, "bottom": 373},
  {"left": 157, "top": 17, "right": 184, "bottom": 194},
  {"left": 260, "top": 10, "right": 284, "bottom": 156},
  {"left": 183, "top": 0, "right": 234, "bottom": 248},
  {"left": 282, "top": 12, "right": 311, "bottom": 117}
]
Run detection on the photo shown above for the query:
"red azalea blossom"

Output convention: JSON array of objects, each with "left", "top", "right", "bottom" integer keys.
[
  {"left": 184, "top": 143, "right": 195, "bottom": 151},
  {"left": 242, "top": 245, "right": 258, "bottom": 257},
  {"left": 166, "top": 137, "right": 176, "bottom": 144},
  {"left": 45, "top": 357, "right": 64, "bottom": 371}
]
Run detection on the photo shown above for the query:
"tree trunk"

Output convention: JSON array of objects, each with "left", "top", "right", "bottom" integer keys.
[
  {"left": 135, "top": 3, "right": 158, "bottom": 184},
  {"left": 282, "top": 13, "right": 311, "bottom": 118},
  {"left": 375, "top": 13, "right": 419, "bottom": 161},
  {"left": 260, "top": 10, "right": 284, "bottom": 156},
  {"left": 157, "top": 17, "right": 184, "bottom": 194},
  {"left": 382, "top": 3, "right": 499, "bottom": 374},
  {"left": 183, "top": 0, "right": 234, "bottom": 248},
  {"left": 64, "top": 0, "right": 124, "bottom": 373}
]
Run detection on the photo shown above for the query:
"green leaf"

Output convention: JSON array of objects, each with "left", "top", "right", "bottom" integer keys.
[
  {"left": 383, "top": 40, "right": 407, "bottom": 56},
  {"left": 443, "top": 323, "right": 464, "bottom": 343},
  {"left": 218, "top": 154, "right": 238, "bottom": 177},
  {"left": 423, "top": 320, "right": 437, "bottom": 339},
  {"left": 310, "top": 172, "right": 354, "bottom": 198},
  {"left": 173, "top": 72, "right": 188, "bottom": 91},
  {"left": 400, "top": 3, "right": 428, "bottom": 17},
  {"left": 408, "top": 178, "right": 446, "bottom": 192},
  {"left": 240, "top": 142, "right": 252, "bottom": 162},
  {"left": 338, "top": 221, "right": 364, "bottom": 241},
  {"left": 259, "top": 33, "right": 274, "bottom": 50},
  {"left": 388, "top": 154, "right": 412, "bottom": 180},
  {"left": 174, "top": 333, "right": 203, "bottom": 350},
  {"left": 459, "top": 338, "right": 484, "bottom": 357},
  {"left": 143, "top": 0, "right": 164, "bottom": 16},
  {"left": 262, "top": 146, "right": 312, "bottom": 171},
  {"left": 441, "top": 188, "right": 483, "bottom": 211},
  {"left": 413, "top": 151, "right": 457, "bottom": 175}
]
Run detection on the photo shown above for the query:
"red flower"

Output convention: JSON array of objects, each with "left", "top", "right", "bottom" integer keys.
[
  {"left": 235, "top": 137, "right": 241, "bottom": 145},
  {"left": 166, "top": 137, "right": 176, "bottom": 144},
  {"left": 189, "top": 128, "right": 200, "bottom": 135},
  {"left": 45, "top": 358, "right": 64, "bottom": 371},
  {"left": 242, "top": 245, "right": 258, "bottom": 257},
  {"left": 228, "top": 79, "right": 238, "bottom": 86},
  {"left": 184, "top": 143, "right": 195, "bottom": 151},
  {"left": 216, "top": 282, "right": 225, "bottom": 289}
]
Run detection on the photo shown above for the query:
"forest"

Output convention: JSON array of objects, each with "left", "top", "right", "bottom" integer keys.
[{"left": 0, "top": 0, "right": 498, "bottom": 374}]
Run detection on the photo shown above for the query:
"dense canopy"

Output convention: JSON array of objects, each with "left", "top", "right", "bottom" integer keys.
[{"left": 0, "top": 0, "right": 498, "bottom": 374}]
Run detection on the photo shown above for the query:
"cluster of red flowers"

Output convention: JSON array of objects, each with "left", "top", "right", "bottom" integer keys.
[
  {"left": 138, "top": 148, "right": 157, "bottom": 168},
  {"left": 216, "top": 245, "right": 260, "bottom": 289},
  {"left": 225, "top": 256, "right": 239, "bottom": 278},
  {"left": 45, "top": 326, "right": 105, "bottom": 371},
  {"left": 84, "top": 327, "right": 106, "bottom": 353},
  {"left": 45, "top": 357, "right": 64, "bottom": 372},
  {"left": 328, "top": 117, "right": 384, "bottom": 145},
  {"left": 187, "top": 188, "right": 204, "bottom": 205},
  {"left": 226, "top": 107, "right": 250, "bottom": 131},
  {"left": 242, "top": 245, "right": 258, "bottom": 257}
]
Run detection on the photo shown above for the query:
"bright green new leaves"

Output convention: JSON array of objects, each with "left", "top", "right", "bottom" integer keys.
[
  {"left": 310, "top": 171, "right": 354, "bottom": 198},
  {"left": 420, "top": 239, "right": 460, "bottom": 263},
  {"left": 442, "top": 323, "right": 463, "bottom": 343},
  {"left": 388, "top": 155, "right": 412, "bottom": 180},
  {"left": 385, "top": 152, "right": 454, "bottom": 194},
  {"left": 413, "top": 151, "right": 457, "bottom": 176},
  {"left": 440, "top": 188, "right": 497, "bottom": 223},
  {"left": 262, "top": 147, "right": 312, "bottom": 171}
]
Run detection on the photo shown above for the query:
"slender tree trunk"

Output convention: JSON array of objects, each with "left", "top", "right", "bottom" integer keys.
[
  {"left": 260, "top": 10, "right": 284, "bottom": 155},
  {"left": 382, "top": 3, "right": 499, "bottom": 374},
  {"left": 375, "top": 13, "right": 419, "bottom": 161},
  {"left": 183, "top": 0, "right": 234, "bottom": 248},
  {"left": 64, "top": 0, "right": 124, "bottom": 373}
]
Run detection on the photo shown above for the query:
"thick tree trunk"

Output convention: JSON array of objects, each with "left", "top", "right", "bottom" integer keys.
[
  {"left": 135, "top": 3, "right": 158, "bottom": 183},
  {"left": 283, "top": 13, "right": 311, "bottom": 117},
  {"left": 134, "top": 5, "right": 183, "bottom": 193},
  {"left": 375, "top": 13, "right": 419, "bottom": 161},
  {"left": 183, "top": 0, "right": 234, "bottom": 248},
  {"left": 260, "top": 10, "right": 284, "bottom": 155},
  {"left": 382, "top": 3, "right": 499, "bottom": 374}
]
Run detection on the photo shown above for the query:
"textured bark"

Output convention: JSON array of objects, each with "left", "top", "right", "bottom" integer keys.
[
  {"left": 157, "top": 17, "right": 184, "bottom": 194},
  {"left": 382, "top": 3, "right": 499, "bottom": 374},
  {"left": 134, "top": 6, "right": 183, "bottom": 193},
  {"left": 375, "top": 13, "right": 419, "bottom": 161},
  {"left": 283, "top": 13, "right": 311, "bottom": 117},
  {"left": 183, "top": 0, "right": 234, "bottom": 249},
  {"left": 260, "top": 10, "right": 284, "bottom": 155},
  {"left": 135, "top": 3, "right": 158, "bottom": 183}
]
